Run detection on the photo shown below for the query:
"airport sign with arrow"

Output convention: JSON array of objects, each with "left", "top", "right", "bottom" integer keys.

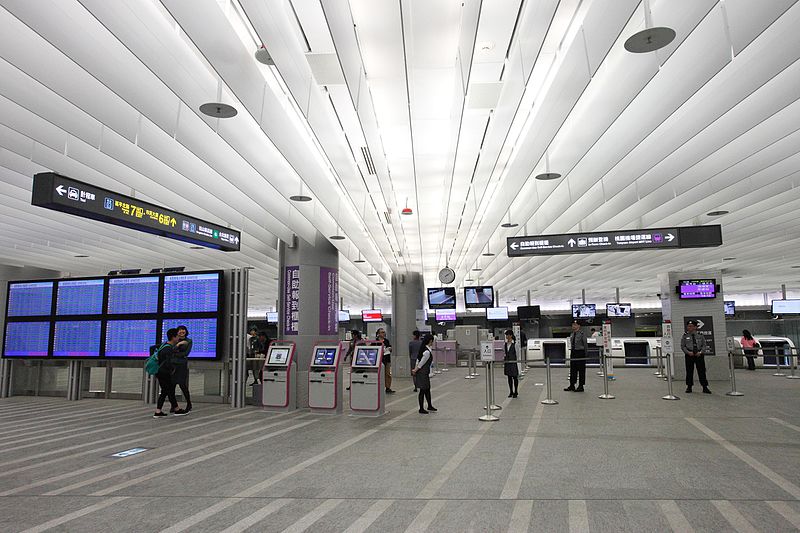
[
  {"left": 32, "top": 172, "right": 241, "bottom": 251},
  {"left": 506, "top": 225, "right": 721, "bottom": 257}
]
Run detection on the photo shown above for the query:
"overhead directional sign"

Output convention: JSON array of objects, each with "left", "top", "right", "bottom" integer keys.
[
  {"left": 32, "top": 173, "right": 241, "bottom": 252},
  {"left": 506, "top": 225, "right": 721, "bottom": 257}
]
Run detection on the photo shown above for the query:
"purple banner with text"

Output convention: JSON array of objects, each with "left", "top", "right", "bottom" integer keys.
[
  {"left": 319, "top": 267, "right": 339, "bottom": 336},
  {"left": 283, "top": 265, "right": 300, "bottom": 336}
]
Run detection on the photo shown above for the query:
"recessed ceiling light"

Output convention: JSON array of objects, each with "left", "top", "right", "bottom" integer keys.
[
  {"left": 289, "top": 194, "right": 312, "bottom": 202},
  {"left": 706, "top": 210, "right": 729, "bottom": 216},
  {"left": 534, "top": 172, "right": 562, "bottom": 181},
  {"left": 367, "top": 272, "right": 378, "bottom": 277},
  {"left": 792, "top": 266, "right": 800, "bottom": 269},
  {"left": 722, "top": 257, "right": 735, "bottom": 261},
  {"left": 634, "top": 279, "right": 643, "bottom": 282},
  {"left": 199, "top": 102, "right": 237, "bottom": 118},
  {"left": 73, "top": 254, "right": 89, "bottom": 258},
  {"left": 733, "top": 275, "right": 743, "bottom": 279},
  {"left": 501, "top": 222, "right": 518, "bottom": 228},
  {"left": 330, "top": 234, "right": 346, "bottom": 240},
  {"left": 624, "top": 26, "right": 676, "bottom": 53},
  {"left": 589, "top": 263, "right": 601, "bottom": 267},
  {"left": 482, "top": 252, "right": 495, "bottom": 257},
  {"left": 189, "top": 246, "right": 204, "bottom": 250}
]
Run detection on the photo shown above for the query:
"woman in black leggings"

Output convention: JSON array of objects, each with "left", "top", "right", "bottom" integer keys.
[
  {"left": 172, "top": 325, "right": 193, "bottom": 414},
  {"left": 504, "top": 329, "right": 519, "bottom": 398},
  {"left": 153, "top": 328, "right": 180, "bottom": 418},
  {"left": 412, "top": 334, "right": 437, "bottom": 414}
]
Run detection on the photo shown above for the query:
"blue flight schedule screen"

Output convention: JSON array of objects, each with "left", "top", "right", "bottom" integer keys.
[
  {"left": 161, "top": 318, "right": 217, "bottom": 359},
  {"left": 56, "top": 279, "right": 104, "bottom": 315},
  {"left": 105, "top": 320, "right": 157, "bottom": 358},
  {"left": 108, "top": 277, "right": 159, "bottom": 314},
  {"left": 313, "top": 347, "right": 337, "bottom": 366},
  {"left": 53, "top": 321, "right": 101, "bottom": 357},
  {"left": 7, "top": 282, "right": 53, "bottom": 316},
  {"left": 3, "top": 322, "right": 50, "bottom": 357},
  {"left": 163, "top": 273, "right": 220, "bottom": 313}
]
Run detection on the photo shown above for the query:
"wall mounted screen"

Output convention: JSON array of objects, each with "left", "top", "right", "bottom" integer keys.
[
  {"left": 105, "top": 319, "right": 157, "bottom": 358},
  {"left": 313, "top": 347, "right": 337, "bottom": 366},
  {"left": 516, "top": 305, "right": 541, "bottom": 320},
  {"left": 354, "top": 347, "right": 380, "bottom": 367},
  {"left": 427, "top": 287, "right": 456, "bottom": 309},
  {"left": 338, "top": 310, "right": 350, "bottom": 322},
  {"left": 606, "top": 303, "right": 632, "bottom": 317},
  {"left": 56, "top": 279, "right": 104, "bottom": 315},
  {"left": 724, "top": 301, "right": 735, "bottom": 316},
  {"left": 7, "top": 282, "right": 53, "bottom": 317},
  {"left": 772, "top": 299, "right": 800, "bottom": 315},
  {"left": 107, "top": 276, "right": 159, "bottom": 314},
  {"left": 266, "top": 312, "right": 278, "bottom": 323},
  {"left": 161, "top": 318, "right": 218, "bottom": 359},
  {"left": 362, "top": 309, "right": 383, "bottom": 322},
  {"left": 163, "top": 273, "right": 220, "bottom": 313},
  {"left": 464, "top": 286, "right": 494, "bottom": 308},
  {"left": 434, "top": 309, "right": 456, "bottom": 321},
  {"left": 4, "top": 322, "right": 50, "bottom": 357},
  {"left": 53, "top": 321, "right": 101, "bottom": 357},
  {"left": 486, "top": 307, "right": 509, "bottom": 320},
  {"left": 678, "top": 279, "right": 716, "bottom": 299},
  {"left": 572, "top": 304, "right": 596, "bottom": 318}
]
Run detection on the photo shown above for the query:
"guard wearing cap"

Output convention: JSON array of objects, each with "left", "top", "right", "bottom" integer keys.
[{"left": 681, "top": 320, "right": 711, "bottom": 394}]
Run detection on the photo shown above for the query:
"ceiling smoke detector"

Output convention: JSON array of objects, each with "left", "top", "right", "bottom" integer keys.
[{"left": 255, "top": 46, "right": 275, "bottom": 65}]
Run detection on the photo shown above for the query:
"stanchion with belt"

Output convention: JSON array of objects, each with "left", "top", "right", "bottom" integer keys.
[
  {"left": 598, "top": 351, "right": 615, "bottom": 400},
  {"left": 464, "top": 349, "right": 478, "bottom": 379},
  {"left": 541, "top": 354, "right": 558, "bottom": 405},
  {"left": 772, "top": 346, "right": 786, "bottom": 377},
  {"left": 661, "top": 351, "right": 679, "bottom": 401},
  {"left": 787, "top": 348, "right": 800, "bottom": 379},
  {"left": 725, "top": 349, "right": 744, "bottom": 397},
  {"left": 479, "top": 360, "right": 499, "bottom": 422},
  {"left": 488, "top": 359, "right": 502, "bottom": 411},
  {"left": 654, "top": 346, "right": 664, "bottom": 378}
]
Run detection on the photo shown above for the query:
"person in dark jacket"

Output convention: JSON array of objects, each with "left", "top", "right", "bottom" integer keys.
[
  {"left": 409, "top": 330, "right": 422, "bottom": 392},
  {"left": 565, "top": 321, "right": 588, "bottom": 392},
  {"left": 377, "top": 328, "right": 394, "bottom": 394},
  {"left": 153, "top": 328, "right": 181, "bottom": 418},
  {"left": 504, "top": 329, "right": 519, "bottom": 398},
  {"left": 411, "top": 334, "right": 437, "bottom": 414},
  {"left": 172, "top": 325, "right": 193, "bottom": 414},
  {"left": 344, "top": 330, "right": 361, "bottom": 391}
]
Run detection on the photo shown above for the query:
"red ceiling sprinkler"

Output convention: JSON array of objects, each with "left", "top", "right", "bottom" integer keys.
[{"left": 401, "top": 198, "right": 413, "bottom": 216}]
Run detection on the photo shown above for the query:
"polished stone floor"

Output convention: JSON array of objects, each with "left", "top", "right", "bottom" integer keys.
[{"left": 0, "top": 366, "right": 799, "bottom": 532}]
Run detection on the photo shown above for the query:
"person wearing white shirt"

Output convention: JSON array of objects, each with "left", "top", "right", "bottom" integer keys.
[{"left": 411, "top": 334, "right": 437, "bottom": 414}]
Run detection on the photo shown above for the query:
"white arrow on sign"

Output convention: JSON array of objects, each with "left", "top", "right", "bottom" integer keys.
[
  {"left": 567, "top": 238, "right": 576, "bottom": 247},
  {"left": 665, "top": 233, "right": 675, "bottom": 242},
  {"left": 510, "top": 242, "right": 519, "bottom": 250},
  {"left": 695, "top": 320, "right": 705, "bottom": 329},
  {"left": 56, "top": 185, "right": 66, "bottom": 196}
]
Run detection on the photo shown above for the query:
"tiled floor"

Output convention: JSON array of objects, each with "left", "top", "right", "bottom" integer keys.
[{"left": 0, "top": 366, "right": 798, "bottom": 532}]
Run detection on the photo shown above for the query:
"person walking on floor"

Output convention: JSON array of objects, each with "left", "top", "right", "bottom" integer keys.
[
  {"left": 565, "top": 321, "right": 588, "bottom": 392},
  {"left": 682, "top": 320, "right": 711, "bottom": 393},
  {"left": 740, "top": 329, "right": 759, "bottom": 371},
  {"left": 504, "top": 329, "right": 519, "bottom": 398},
  {"left": 409, "top": 330, "right": 422, "bottom": 392},
  {"left": 376, "top": 328, "right": 395, "bottom": 394},
  {"left": 172, "top": 325, "right": 193, "bottom": 415},
  {"left": 153, "top": 328, "right": 183, "bottom": 418},
  {"left": 412, "top": 333, "right": 437, "bottom": 414}
]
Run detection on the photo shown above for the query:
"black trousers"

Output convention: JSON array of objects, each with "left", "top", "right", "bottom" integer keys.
[
  {"left": 410, "top": 357, "right": 418, "bottom": 389},
  {"left": 685, "top": 355, "right": 708, "bottom": 387},
  {"left": 507, "top": 375, "right": 518, "bottom": 393},
  {"left": 418, "top": 388, "right": 432, "bottom": 409},
  {"left": 156, "top": 373, "right": 177, "bottom": 410},
  {"left": 173, "top": 366, "right": 192, "bottom": 409},
  {"left": 569, "top": 351, "right": 586, "bottom": 386},
  {"left": 744, "top": 349, "right": 757, "bottom": 370}
]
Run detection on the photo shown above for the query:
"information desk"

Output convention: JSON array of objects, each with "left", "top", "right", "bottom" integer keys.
[
  {"left": 349, "top": 345, "right": 385, "bottom": 417},
  {"left": 262, "top": 343, "right": 297, "bottom": 412},
  {"left": 308, "top": 344, "right": 343, "bottom": 415}
]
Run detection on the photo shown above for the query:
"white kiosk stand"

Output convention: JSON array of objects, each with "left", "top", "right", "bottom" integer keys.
[
  {"left": 308, "top": 343, "right": 343, "bottom": 415},
  {"left": 349, "top": 344, "right": 385, "bottom": 417},
  {"left": 262, "top": 342, "right": 297, "bottom": 412}
]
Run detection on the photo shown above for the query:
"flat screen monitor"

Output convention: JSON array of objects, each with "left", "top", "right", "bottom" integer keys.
[
  {"left": 3, "top": 322, "right": 50, "bottom": 357},
  {"left": 772, "top": 299, "right": 800, "bottom": 315},
  {"left": 606, "top": 303, "right": 632, "bottom": 317},
  {"left": 107, "top": 276, "right": 159, "bottom": 314},
  {"left": 267, "top": 347, "right": 291, "bottom": 365},
  {"left": 105, "top": 319, "right": 157, "bottom": 358},
  {"left": 516, "top": 305, "right": 541, "bottom": 320},
  {"left": 354, "top": 346, "right": 380, "bottom": 367},
  {"left": 53, "top": 320, "right": 101, "bottom": 357},
  {"left": 161, "top": 318, "right": 218, "bottom": 359},
  {"left": 486, "top": 307, "right": 509, "bottom": 320},
  {"left": 464, "top": 286, "right": 494, "bottom": 308},
  {"left": 163, "top": 272, "right": 220, "bottom": 313},
  {"left": 362, "top": 309, "right": 383, "bottom": 322},
  {"left": 56, "top": 279, "right": 104, "bottom": 315},
  {"left": 7, "top": 281, "right": 53, "bottom": 317},
  {"left": 434, "top": 309, "right": 456, "bottom": 321},
  {"left": 338, "top": 310, "right": 350, "bottom": 322},
  {"left": 678, "top": 279, "right": 716, "bottom": 299},
  {"left": 266, "top": 312, "right": 278, "bottom": 323},
  {"left": 427, "top": 287, "right": 456, "bottom": 309},
  {"left": 724, "top": 301, "right": 735, "bottom": 316},
  {"left": 572, "top": 304, "right": 596, "bottom": 318},
  {"left": 313, "top": 347, "right": 337, "bottom": 366}
]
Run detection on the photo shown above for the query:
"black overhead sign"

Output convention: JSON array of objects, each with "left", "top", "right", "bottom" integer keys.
[
  {"left": 506, "top": 225, "right": 721, "bottom": 257},
  {"left": 31, "top": 173, "right": 241, "bottom": 252}
]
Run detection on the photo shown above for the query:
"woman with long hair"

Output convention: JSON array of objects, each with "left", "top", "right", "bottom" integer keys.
[
  {"left": 504, "top": 329, "right": 519, "bottom": 398},
  {"left": 741, "top": 329, "right": 759, "bottom": 371},
  {"left": 411, "top": 334, "right": 437, "bottom": 414}
]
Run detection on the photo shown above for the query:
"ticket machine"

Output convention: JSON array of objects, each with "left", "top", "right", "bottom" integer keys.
[
  {"left": 308, "top": 343, "right": 343, "bottom": 415},
  {"left": 349, "top": 344, "right": 385, "bottom": 417},
  {"left": 262, "top": 342, "right": 297, "bottom": 412}
]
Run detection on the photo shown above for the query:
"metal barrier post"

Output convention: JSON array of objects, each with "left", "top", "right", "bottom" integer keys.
[
  {"left": 654, "top": 346, "right": 664, "bottom": 377},
  {"left": 787, "top": 349, "right": 800, "bottom": 379},
  {"left": 465, "top": 350, "right": 477, "bottom": 379},
  {"left": 598, "top": 352, "right": 615, "bottom": 399},
  {"left": 661, "top": 351, "right": 679, "bottom": 400},
  {"left": 479, "top": 361, "right": 499, "bottom": 421},
  {"left": 773, "top": 347, "right": 786, "bottom": 376},
  {"left": 541, "top": 355, "right": 558, "bottom": 405},
  {"left": 726, "top": 350, "right": 744, "bottom": 396},
  {"left": 489, "top": 360, "right": 501, "bottom": 411}
]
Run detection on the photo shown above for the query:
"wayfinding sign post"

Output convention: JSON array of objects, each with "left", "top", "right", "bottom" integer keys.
[
  {"left": 506, "top": 225, "right": 721, "bottom": 257},
  {"left": 31, "top": 172, "right": 241, "bottom": 251}
]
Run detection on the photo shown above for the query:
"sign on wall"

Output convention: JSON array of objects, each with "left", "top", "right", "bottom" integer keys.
[
  {"left": 319, "top": 267, "right": 338, "bottom": 336},
  {"left": 283, "top": 266, "right": 300, "bottom": 336}
]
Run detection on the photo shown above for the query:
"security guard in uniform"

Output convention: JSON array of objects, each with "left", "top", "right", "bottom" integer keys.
[
  {"left": 681, "top": 320, "right": 711, "bottom": 394},
  {"left": 565, "top": 321, "right": 588, "bottom": 392}
]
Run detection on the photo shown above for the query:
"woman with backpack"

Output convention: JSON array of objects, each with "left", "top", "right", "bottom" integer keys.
[{"left": 152, "top": 328, "right": 183, "bottom": 418}]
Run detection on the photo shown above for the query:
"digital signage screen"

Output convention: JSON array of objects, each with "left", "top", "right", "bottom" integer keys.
[
  {"left": 3, "top": 322, "right": 50, "bottom": 357},
  {"left": 572, "top": 304, "right": 596, "bottom": 318},
  {"left": 464, "top": 286, "right": 494, "bottom": 308},
  {"left": 354, "top": 347, "right": 380, "bottom": 367},
  {"left": 427, "top": 287, "right": 456, "bottom": 309},
  {"left": 486, "top": 307, "right": 509, "bottom": 320},
  {"left": 266, "top": 312, "right": 278, "bottom": 324},
  {"left": 772, "top": 299, "right": 800, "bottom": 315},
  {"left": 7, "top": 281, "right": 53, "bottom": 317},
  {"left": 267, "top": 347, "right": 291, "bottom": 365},
  {"left": 678, "top": 279, "right": 716, "bottom": 299},
  {"left": 163, "top": 273, "right": 220, "bottom": 313},
  {"left": 606, "top": 303, "right": 632, "bottom": 317},
  {"left": 53, "top": 320, "right": 101, "bottom": 357},
  {"left": 313, "top": 347, "right": 337, "bottom": 366},
  {"left": 724, "top": 301, "right": 735, "bottom": 316},
  {"left": 56, "top": 279, "right": 104, "bottom": 315},
  {"left": 107, "top": 276, "right": 159, "bottom": 314},
  {"left": 362, "top": 309, "right": 383, "bottom": 322},
  {"left": 161, "top": 318, "right": 218, "bottom": 359},
  {"left": 105, "top": 319, "right": 157, "bottom": 358},
  {"left": 338, "top": 310, "right": 350, "bottom": 322},
  {"left": 516, "top": 305, "right": 541, "bottom": 320},
  {"left": 434, "top": 309, "right": 456, "bottom": 321}
]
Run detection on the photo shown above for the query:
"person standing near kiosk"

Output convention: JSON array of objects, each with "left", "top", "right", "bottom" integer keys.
[
  {"left": 565, "top": 321, "right": 587, "bottom": 392},
  {"left": 412, "top": 334, "right": 437, "bottom": 414},
  {"left": 377, "top": 328, "right": 395, "bottom": 394},
  {"left": 682, "top": 320, "right": 711, "bottom": 394}
]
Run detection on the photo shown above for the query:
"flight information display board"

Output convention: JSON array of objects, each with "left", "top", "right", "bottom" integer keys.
[
  {"left": 53, "top": 321, "right": 101, "bottom": 357},
  {"left": 163, "top": 273, "right": 220, "bottom": 313},
  {"left": 56, "top": 279, "right": 104, "bottom": 315},
  {"left": 161, "top": 318, "right": 218, "bottom": 359},
  {"left": 107, "top": 277, "right": 159, "bottom": 314},
  {"left": 7, "top": 282, "right": 53, "bottom": 317},
  {"left": 105, "top": 320, "right": 157, "bottom": 358},
  {"left": 4, "top": 322, "right": 50, "bottom": 357}
]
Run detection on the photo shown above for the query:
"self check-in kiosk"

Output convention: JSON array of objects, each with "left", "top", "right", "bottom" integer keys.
[
  {"left": 308, "top": 343, "right": 343, "bottom": 415},
  {"left": 262, "top": 342, "right": 297, "bottom": 412},
  {"left": 349, "top": 344, "right": 385, "bottom": 417}
]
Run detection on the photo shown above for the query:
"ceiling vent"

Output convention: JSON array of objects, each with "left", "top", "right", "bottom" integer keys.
[
  {"left": 383, "top": 211, "right": 392, "bottom": 225},
  {"left": 361, "top": 147, "right": 377, "bottom": 175}
]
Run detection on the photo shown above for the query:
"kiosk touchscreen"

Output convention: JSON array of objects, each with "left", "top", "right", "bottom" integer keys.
[
  {"left": 350, "top": 345, "right": 385, "bottom": 416},
  {"left": 308, "top": 344, "right": 343, "bottom": 414},
  {"left": 262, "top": 344, "right": 297, "bottom": 412}
]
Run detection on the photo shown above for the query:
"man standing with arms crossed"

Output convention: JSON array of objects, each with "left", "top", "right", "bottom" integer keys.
[{"left": 682, "top": 320, "right": 711, "bottom": 394}]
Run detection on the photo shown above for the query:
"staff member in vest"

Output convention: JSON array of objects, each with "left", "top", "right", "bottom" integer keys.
[
  {"left": 377, "top": 328, "right": 395, "bottom": 394},
  {"left": 409, "top": 330, "right": 422, "bottom": 392},
  {"left": 504, "top": 329, "right": 519, "bottom": 398},
  {"left": 172, "top": 325, "right": 193, "bottom": 414},
  {"left": 412, "top": 333, "right": 437, "bottom": 414},
  {"left": 682, "top": 320, "right": 711, "bottom": 393},
  {"left": 565, "top": 321, "right": 588, "bottom": 392}
]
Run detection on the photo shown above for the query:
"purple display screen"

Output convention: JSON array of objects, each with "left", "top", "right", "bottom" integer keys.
[
  {"left": 434, "top": 309, "right": 456, "bottom": 321},
  {"left": 678, "top": 279, "right": 716, "bottom": 299}
]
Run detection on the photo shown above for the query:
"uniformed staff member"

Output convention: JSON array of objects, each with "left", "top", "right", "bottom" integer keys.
[
  {"left": 681, "top": 320, "right": 711, "bottom": 394},
  {"left": 565, "top": 321, "right": 587, "bottom": 392},
  {"left": 409, "top": 330, "right": 422, "bottom": 392}
]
